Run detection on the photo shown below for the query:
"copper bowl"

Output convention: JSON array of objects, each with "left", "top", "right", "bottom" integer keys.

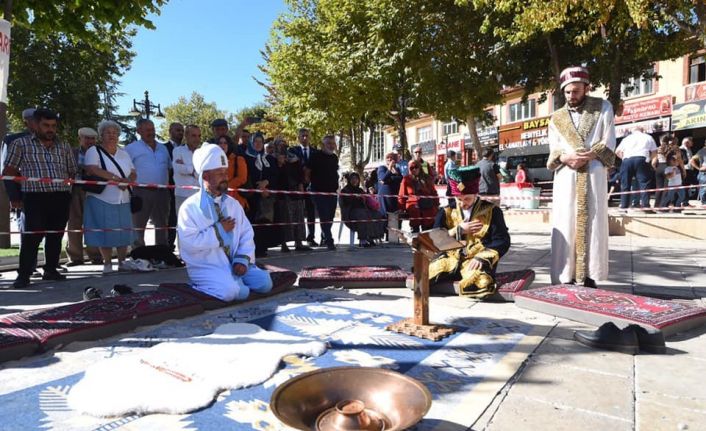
[{"left": 270, "top": 367, "right": 432, "bottom": 431}]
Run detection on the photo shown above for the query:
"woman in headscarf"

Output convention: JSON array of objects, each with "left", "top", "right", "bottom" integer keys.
[
  {"left": 215, "top": 135, "right": 249, "bottom": 210},
  {"left": 377, "top": 152, "right": 403, "bottom": 215},
  {"left": 244, "top": 131, "right": 280, "bottom": 257},
  {"left": 398, "top": 160, "right": 439, "bottom": 233},
  {"left": 340, "top": 172, "right": 385, "bottom": 247}
]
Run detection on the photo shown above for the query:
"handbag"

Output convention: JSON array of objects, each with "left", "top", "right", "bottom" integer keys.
[
  {"left": 98, "top": 146, "right": 142, "bottom": 213},
  {"left": 80, "top": 147, "right": 108, "bottom": 194}
]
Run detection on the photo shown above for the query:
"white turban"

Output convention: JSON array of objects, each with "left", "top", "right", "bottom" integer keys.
[{"left": 193, "top": 143, "right": 228, "bottom": 176}]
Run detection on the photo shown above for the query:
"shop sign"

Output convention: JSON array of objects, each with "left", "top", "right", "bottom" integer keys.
[
  {"left": 672, "top": 99, "right": 706, "bottom": 131},
  {"left": 615, "top": 96, "right": 672, "bottom": 124},
  {"left": 436, "top": 136, "right": 463, "bottom": 153},
  {"left": 465, "top": 127, "right": 499, "bottom": 148},
  {"left": 418, "top": 139, "right": 436, "bottom": 155},
  {"left": 616, "top": 118, "right": 670, "bottom": 138},
  {"left": 498, "top": 117, "right": 549, "bottom": 151},
  {"left": 685, "top": 83, "right": 706, "bottom": 102}
]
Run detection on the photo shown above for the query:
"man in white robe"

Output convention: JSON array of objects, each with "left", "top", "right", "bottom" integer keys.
[
  {"left": 177, "top": 144, "right": 272, "bottom": 301},
  {"left": 547, "top": 66, "right": 616, "bottom": 287}
]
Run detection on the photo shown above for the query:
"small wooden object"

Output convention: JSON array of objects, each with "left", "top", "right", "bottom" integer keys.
[{"left": 386, "top": 229, "right": 462, "bottom": 341}]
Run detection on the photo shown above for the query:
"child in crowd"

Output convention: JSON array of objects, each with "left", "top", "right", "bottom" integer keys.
[{"left": 660, "top": 155, "right": 686, "bottom": 212}]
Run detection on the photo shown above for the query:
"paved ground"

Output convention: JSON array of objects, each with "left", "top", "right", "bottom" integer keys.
[{"left": 0, "top": 224, "right": 704, "bottom": 431}]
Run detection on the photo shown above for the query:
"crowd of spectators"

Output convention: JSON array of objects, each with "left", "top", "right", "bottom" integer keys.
[{"left": 3, "top": 107, "right": 703, "bottom": 289}]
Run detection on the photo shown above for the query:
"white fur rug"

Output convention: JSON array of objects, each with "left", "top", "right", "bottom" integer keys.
[{"left": 68, "top": 323, "right": 327, "bottom": 417}]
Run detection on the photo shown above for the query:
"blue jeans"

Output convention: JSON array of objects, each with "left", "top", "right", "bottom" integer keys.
[
  {"left": 660, "top": 187, "right": 686, "bottom": 208},
  {"left": 231, "top": 264, "right": 273, "bottom": 301},
  {"left": 698, "top": 172, "right": 706, "bottom": 204},
  {"left": 313, "top": 195, "right": 338, "bottom": 244},
  {"left": 620, "top": 156, "right": 651, "bottom": 208}
]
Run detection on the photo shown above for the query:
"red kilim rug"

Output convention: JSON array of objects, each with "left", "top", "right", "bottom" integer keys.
[
  {"left": 0, "top": 291, "right": 204, "bottom": 363},
  {"left": 158, "top": 264, "right": 298, "bottom": 310},
  {"left": 405, "top": 269, "right": 536, "bottom": 302},
  {"left": 515, "top": 285, "right": 706, "bottom": 336},
  {"left": 298, "top": 265, "right": 410, "bottom": 289},
  {"left": 0, "top": 331, "right": 40, "bottom": 364}
]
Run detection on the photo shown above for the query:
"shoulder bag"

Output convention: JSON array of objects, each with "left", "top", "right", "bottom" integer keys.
[
  {"left": 98, "top": 147, "right": 142, "bottom": 213},
  {"left": 81, "top": 147, "right": 108, "bottom": 194}
]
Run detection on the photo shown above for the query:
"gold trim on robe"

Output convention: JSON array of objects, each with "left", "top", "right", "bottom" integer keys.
[{"left": 428, "top": 199, "right": 499, "bottom": 299}]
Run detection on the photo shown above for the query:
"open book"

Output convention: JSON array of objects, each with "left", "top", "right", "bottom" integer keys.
[{"left": 390, "top": 228, "right": 465, "bottom": 253}]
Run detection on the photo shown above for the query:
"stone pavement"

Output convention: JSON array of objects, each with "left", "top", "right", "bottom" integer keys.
[{"left": 0, "top": 225, "right": 704, "bottom": 431}]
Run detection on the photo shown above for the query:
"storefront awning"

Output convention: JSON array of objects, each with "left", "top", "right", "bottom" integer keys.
[{"left": 672, "top": 100, "right": 706, "bottom": 131}]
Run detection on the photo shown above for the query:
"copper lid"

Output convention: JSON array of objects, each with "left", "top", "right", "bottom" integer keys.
[{"left": 315, "top": 399, "right": 387, "bottom": 431}]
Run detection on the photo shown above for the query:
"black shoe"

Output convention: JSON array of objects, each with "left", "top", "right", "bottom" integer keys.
[
  {"left": 294, "top": 245, "right": 313, "bottom": 252},
  {"left": 12, "top": 277, "right": 30, "bottom": 289},
  {"left": 110, "top": 284, "right": 134, "bottom": 296},
  {"left": 83, "top": 286, "right": 102, "bottom": 301},
  {"left": 31, "top": 271, "right": 42, "bottom": 278},
  {"left": 573, "top": 322, "right": 639, "bottom": 354},
  {"left": 280, "top": 244, "right": 291, "bottom": 253},
  {"left": 66, "top": 260, "right": 85, "bottom": 267},
  {"left": 42, "top": 270, "right": 66, "bottom": 281},
  {"left": 326, "top": 241, "right": 336, "bottom": 251},
  {"left": 583, "top": 277, "right": 598, "bottom": 289},
  {"left": 90, "top": 258, "right": 104, "bottom": 265},
  {"left": 625, "top": 324, "right": 666, "bottom": 354},
  {"left": 306, "top": 239, "right": 319, "bottom": 247}
]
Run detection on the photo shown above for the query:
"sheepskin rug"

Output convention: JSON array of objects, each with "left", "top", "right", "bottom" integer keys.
[{"left": 68, "top": 323, "right": 327, "bottom": 417}]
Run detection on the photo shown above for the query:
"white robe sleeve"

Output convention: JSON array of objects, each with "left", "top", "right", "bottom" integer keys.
[
  {"left": 177, "top": 198, "right": 221, "bottom": 254},
  {"left": 547, "top": 120, "right": 564, "bottom": 171}
]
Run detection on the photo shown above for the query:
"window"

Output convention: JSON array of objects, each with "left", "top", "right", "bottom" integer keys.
[
  {"left": 371, "top": 128, "right": 385, "bottom": 162},
  {"left": 622, "top": 66, "right": 655, "bottom": 97},
  {"left": 690, "top": 56, "right": 706, "bottom": 84},
  {"left": 442, "top": 121, "right": 458, "bottom": 136},
  {"left": 417, "top": 126, "right": 432, "bottom": 143},
  {"left": 509, "top": 99, "right": 536, "bottom": 122}
]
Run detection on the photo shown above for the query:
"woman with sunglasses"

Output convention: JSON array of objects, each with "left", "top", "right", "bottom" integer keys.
[{"left": 398, "top": 160, "right": 439, "bottom": 232}]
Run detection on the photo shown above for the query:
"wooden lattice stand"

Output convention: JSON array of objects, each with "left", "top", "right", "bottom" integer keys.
[{"left": 386, "top": 229, "right": 461, "bottom": 341}]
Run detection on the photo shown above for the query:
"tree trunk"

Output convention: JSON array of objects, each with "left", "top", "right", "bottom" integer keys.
[
  {"left": 348, "top": 125, "right": 357, "bottom": 172},
  {"left": 546, "top": 34, "right": 564, "bottom": 107},
  {"left": 466, "top": 116, "right": 483, "bottom": 164},
  {"left": 397, "top": 114, "right": 408, "bottom": 157}
]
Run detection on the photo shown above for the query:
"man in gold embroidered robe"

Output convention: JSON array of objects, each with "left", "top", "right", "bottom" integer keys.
[
  {"left": 429, "top": 166, "right": 511, "bottom": 299},
  {"left": 547, "top": 66, "right": 616, "bottom": 288}
]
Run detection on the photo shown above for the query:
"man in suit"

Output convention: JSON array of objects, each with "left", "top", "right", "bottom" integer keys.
[
  {"left": 164, "top": 122, "right": 184, "bottom": 252},
  {"left": 290, "top": 128, "right": 318, "bottom": 246}
]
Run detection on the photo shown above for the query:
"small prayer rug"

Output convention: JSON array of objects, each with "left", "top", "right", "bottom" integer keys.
[
  {"left": 515, "top": 285, "right": 706, "bottom": 335},
  {"left": 298, "top": 265, "right": 410, "bottom": 288},
  {"left": 0, "top": 289, "right": 551, "bottom": 430},
  {"left": 0, "top": 291, "right": 203, "bottom": 362},
  {"left": 158, "top": 264, "right": 297, "bottom": 310},
  {"left": 406, "top": 269, "right": 536, "bottom": 301}
]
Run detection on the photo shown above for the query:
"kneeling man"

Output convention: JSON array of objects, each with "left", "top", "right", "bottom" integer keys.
[
  {"left": 177, "top": 144, "right": 272, "bottom": 301},
  {"left": 429, "top": 166, "right": 511, "bottom": 299}
]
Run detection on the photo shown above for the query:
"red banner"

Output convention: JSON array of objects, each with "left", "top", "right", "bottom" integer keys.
[
  {"left": 685, "top": 83, "right": 706, "bottom": 102},
  {"left": 616, "top": 96, "right": 672, "bottom": 124}
]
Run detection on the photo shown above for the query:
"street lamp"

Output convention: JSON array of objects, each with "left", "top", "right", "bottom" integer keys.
[{"left": 128, "top": 90, "right": 165, "bottom": 120}]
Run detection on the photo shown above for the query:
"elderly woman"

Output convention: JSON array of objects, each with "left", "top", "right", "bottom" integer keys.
[
  {"left": 398, "top": 160, "right": 439, "bottom": 233},
  {"left": 377, "top": 152, "right": 403, "bottom": 216},
  {"left": 215, "top": 135, "right": 249, "bottom": 209},
  {"left": 83, "top": 120, "right": 137, "bottom": 274},
  {"left": 340, "top": 172, "right": 385, "bottom": 247},
  {"left": 245, "top": 132, "right": 280, "bottom": 257}
]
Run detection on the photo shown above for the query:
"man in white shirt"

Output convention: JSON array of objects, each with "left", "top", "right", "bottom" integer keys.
[
  {"left": 172, "top": 125, "right": 201, "bottom": 214},
  {"left": 615, "top": 126, "right": 657, "bottom": 209},
  {"left": 177, "top": 144, "right": 272, "bottom": 301}
]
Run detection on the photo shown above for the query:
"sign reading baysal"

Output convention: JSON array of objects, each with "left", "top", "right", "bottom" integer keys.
[
  {"left": 498, "top": 117, "right": 550, "bottom": 151},
  {"left": 672, "top": 99, "right": 706, "bottom": 131}
]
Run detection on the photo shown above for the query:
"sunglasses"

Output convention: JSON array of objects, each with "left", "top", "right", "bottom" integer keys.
[{"left": 410, "top": 166, "right": 420, "bottom": 170}]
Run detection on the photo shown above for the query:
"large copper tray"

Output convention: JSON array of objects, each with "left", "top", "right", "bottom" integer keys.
[{"left": 270, "top": 366, "right": 432, "bottom": 431}]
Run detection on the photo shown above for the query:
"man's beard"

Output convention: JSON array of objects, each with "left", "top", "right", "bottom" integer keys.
[
  {"left": 217, "top": 181, "right": 229, "bottom": 194},
  {"left": 37, "top": 131, "right": 55, "bottom": 141},
  {"left": 567, "top": 95, "right": 585, "bottom": 107}
]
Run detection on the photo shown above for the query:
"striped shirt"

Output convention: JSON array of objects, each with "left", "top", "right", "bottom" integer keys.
[{"left": 5, "top": 134, "right": 77, "bottom": 193}]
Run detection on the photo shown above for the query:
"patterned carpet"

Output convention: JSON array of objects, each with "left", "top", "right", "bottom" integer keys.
[{"left": 0, "top": 289, "right": 549, "bottom": 431}]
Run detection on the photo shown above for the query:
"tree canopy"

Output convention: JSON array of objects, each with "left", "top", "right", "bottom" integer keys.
[{"left": 160, "top": 92, "right": 232, "bottom": 140}]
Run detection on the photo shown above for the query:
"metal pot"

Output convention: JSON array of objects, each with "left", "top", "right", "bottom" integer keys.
[{"left": 270, "top": 367, "right": 432, "bottom": 431}]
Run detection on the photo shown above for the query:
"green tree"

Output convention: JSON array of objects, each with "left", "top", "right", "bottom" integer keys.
[
  {"left": 465, "top": 0, "right": 700, "bottom": 109},
  {"left": 7, "top": 25, "right": 135, "bottom": 144},
  {"left": 233, "top": 102, "right": 293, "bottom": 142},
  {"left": 160, "top": 92, "right": 231, "bottom": 141}
]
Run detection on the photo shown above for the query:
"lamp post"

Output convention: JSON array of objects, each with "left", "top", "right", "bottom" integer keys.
[
  {"left": 128, "top": 90, "right": 165, "bottom": 120},
  {"left": 390, "top": 95, "right": 415, "bottom": 157}
]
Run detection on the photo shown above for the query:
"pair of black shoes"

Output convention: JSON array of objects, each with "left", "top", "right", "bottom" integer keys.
[
  {"left": 573, "top": 322, "right": 666, "bottom": 354},
  {"left": 83, "top": 284, "right": 134, "bottom": 301}
]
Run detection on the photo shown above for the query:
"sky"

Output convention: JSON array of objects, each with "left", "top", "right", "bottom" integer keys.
[{"left": 115, "top": 0, "right": 287, "bottom": 117}]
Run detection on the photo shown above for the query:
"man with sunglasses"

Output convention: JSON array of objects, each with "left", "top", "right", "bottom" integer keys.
[{"left": 412, "top": 145, "right": 432, "bottom": 177}]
